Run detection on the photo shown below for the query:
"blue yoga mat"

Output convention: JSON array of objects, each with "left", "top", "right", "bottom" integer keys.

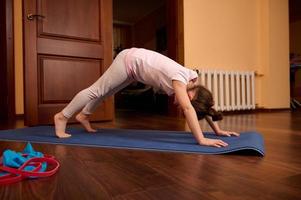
[{"left": 0, "top": 126, "right": 265, "bottom": 156}]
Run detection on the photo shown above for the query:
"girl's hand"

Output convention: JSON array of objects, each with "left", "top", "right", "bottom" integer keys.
[
  {"left": 216, "top": 130, "right": 240, "bottom": 137},
  {"left": 199, "top": 138, "right": 228, "bottom": 148}
]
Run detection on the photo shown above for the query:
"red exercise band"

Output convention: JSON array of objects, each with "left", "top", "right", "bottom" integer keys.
[{"left": 0, "top": 154, "right": 60, "bottom": 185}]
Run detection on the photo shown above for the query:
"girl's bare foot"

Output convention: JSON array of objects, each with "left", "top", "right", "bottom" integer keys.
[
  {"left": 75, "top": 112, "right": 97, "bottom": 133},
  {"left": 54, "top": 112, "right": 71, "bottom": 138}
]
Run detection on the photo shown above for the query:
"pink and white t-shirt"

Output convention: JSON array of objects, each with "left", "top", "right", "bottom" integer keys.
[{"left": 124, "top": 48, "right": 198, "bottom": 96}]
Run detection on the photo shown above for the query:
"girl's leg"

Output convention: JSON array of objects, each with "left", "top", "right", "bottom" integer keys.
[
  {"left": 54, "top": 50, "right": 132, "bottom": 138},
  {"left": 75, "top": 75, "right": 133, "bottom": 133}
]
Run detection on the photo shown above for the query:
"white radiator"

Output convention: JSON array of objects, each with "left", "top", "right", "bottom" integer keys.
[{"left": 195, "top": 69, "right": 256, "bottom": 111}]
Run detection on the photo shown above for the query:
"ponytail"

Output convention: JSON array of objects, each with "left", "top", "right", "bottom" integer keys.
[{"left": 208, "top": 108, "right": 223, "bottom": 121}]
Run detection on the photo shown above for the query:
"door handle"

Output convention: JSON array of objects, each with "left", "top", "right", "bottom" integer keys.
[{"left": 27, "top": 14, "right": 45, "bottom": 20}]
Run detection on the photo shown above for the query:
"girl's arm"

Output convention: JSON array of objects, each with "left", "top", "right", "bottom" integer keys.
[
  {"left": 205, "top": 116, "right": 240, "bottom": 137},
  {"left": 172, "top": 80, "right": 228, "bottom": 147}
]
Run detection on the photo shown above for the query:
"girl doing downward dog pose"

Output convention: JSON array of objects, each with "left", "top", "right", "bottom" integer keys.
[{"left": 54, "top": 48, "right": 239, "bottom": 147}]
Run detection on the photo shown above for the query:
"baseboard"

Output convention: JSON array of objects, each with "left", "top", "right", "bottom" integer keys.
[
  {"left": 254, "top": 108, "right": 291, "bottom": 112},
  {"left": 222, "top": 108, "right": 290, "bottom": 115}
]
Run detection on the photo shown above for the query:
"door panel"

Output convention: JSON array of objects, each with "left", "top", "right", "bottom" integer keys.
[
  {"left": 39, "top": 56, "right": 102, "bottom": 102},
  {"left": 24, "top": 0, "right": 113, "bottom": 125},
  {"left": 39, "top": 0, "right": 100, "bottom": 41}
]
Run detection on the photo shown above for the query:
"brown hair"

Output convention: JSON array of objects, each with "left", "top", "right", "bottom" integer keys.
[{"left": 189, "top": 85, "right": 223, "bottom": 121}]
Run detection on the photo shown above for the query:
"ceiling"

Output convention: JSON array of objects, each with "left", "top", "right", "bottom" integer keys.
[{"left": 113, "top": 0, "right": 165, "bottom": 24}]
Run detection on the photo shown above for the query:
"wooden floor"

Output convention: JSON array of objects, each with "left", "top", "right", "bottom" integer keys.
[{"left": 0, "top": 110, "right": 301, "bottom": 200}]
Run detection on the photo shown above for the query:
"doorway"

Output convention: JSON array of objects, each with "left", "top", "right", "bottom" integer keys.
[
  {"left": 1, "top": 0, "right": 184, "bottom": 125},
  {"left": 289, "top": 0, "right": 301, "bottom": 109},
  {"left": 112, "top": 0, "right": 183, "bottom": 115}
]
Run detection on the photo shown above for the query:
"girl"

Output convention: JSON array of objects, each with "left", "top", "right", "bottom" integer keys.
[{"left": 54, "top": 48, "right": 239, "bottom": 148}]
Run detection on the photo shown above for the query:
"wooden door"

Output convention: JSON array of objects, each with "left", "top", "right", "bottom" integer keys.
[{"left": 23, "top": 0, "right": 113, "bottom": 125}]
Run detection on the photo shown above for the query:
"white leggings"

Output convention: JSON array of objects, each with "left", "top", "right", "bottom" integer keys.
[{"left": 62, "top": 50, "right": 133, "bottom": 118}]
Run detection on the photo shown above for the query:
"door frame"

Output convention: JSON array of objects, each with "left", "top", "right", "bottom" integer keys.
[
  {"left": 0, "top": 0, "right": 15, "bottom": 121},
  {"left": 166, "top": 0, "right": 184, "bottom": 117},
  {"left": 167, "top": 0, "right": 184, "bottom": 65}
]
